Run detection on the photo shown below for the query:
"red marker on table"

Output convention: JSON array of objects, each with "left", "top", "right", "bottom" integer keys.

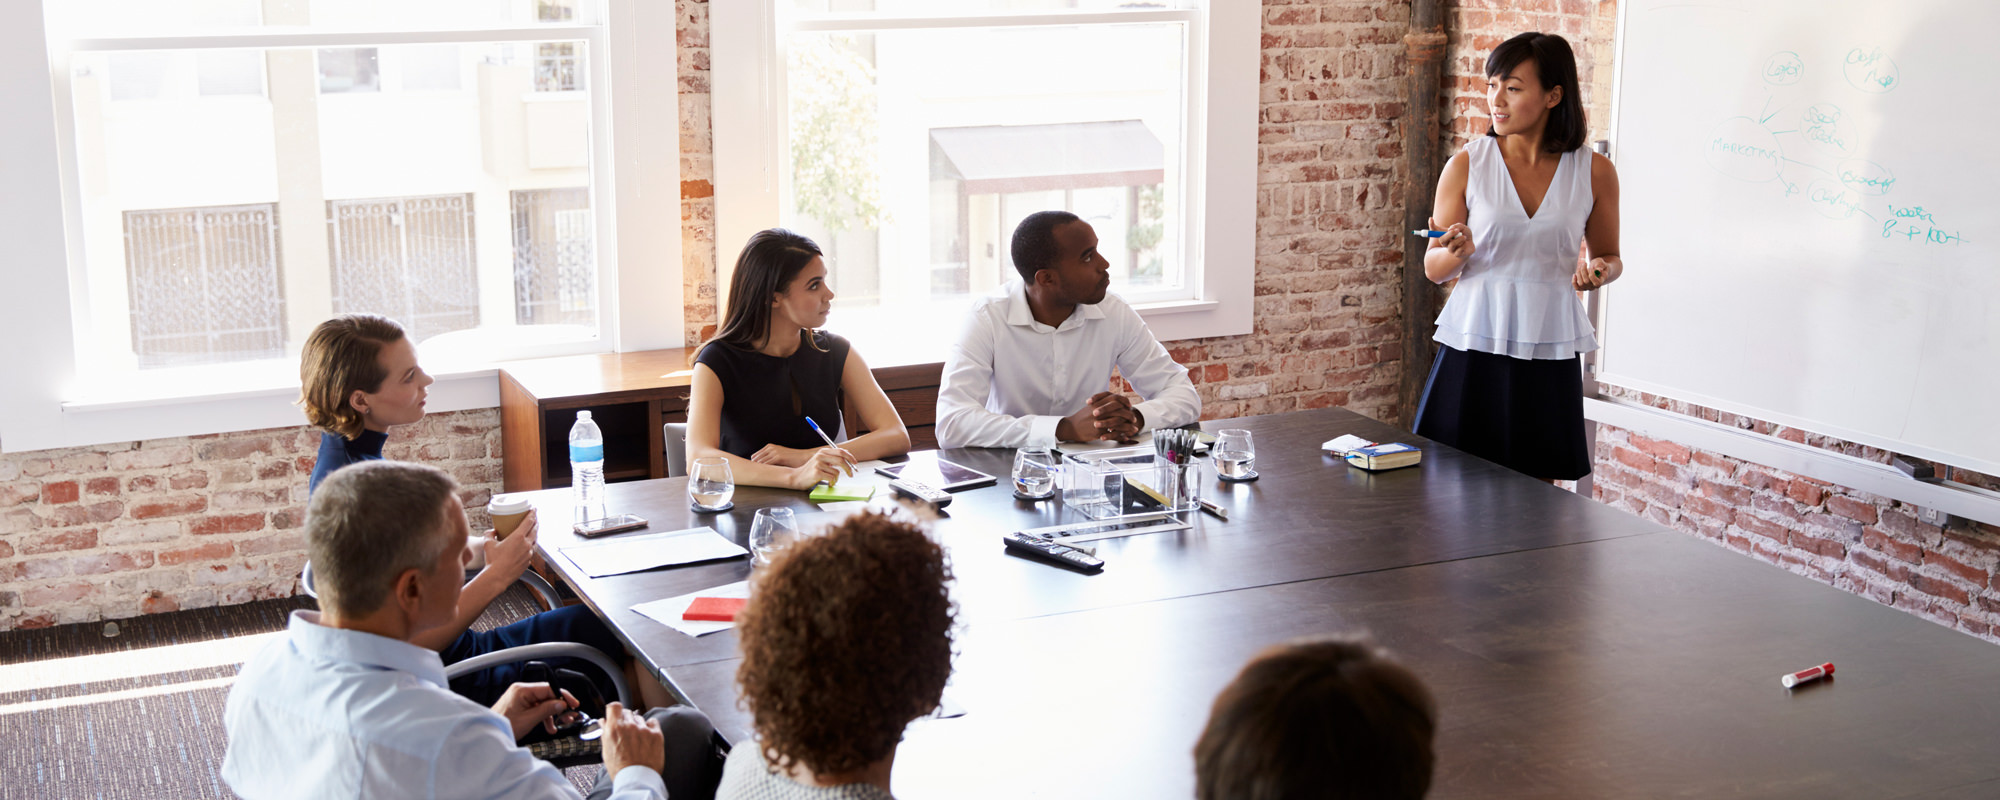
[{"left": 1781, "top": 662, "right": 1834, "bottom": 688}]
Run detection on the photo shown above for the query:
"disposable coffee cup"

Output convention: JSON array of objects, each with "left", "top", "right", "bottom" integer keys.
[{"left": 488, "top": 495, "right": 532, "bottom": 539}]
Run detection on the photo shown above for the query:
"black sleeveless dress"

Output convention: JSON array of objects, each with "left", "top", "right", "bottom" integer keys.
[{"left": 695, "top": 330, "right": 851, "bottom": 458}]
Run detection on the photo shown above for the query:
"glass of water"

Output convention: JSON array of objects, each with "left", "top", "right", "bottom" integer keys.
[
  {"left": 688, "top": 457, "right": 735, "bottom": 512},
  {"left": 1213, "top": 429, "right": 1257, "bottom": 481},
  {"left": 748, "top": 507, "right": 799, "bottom": 566},
  {"left": 1012, "top": 447, "right": 1059, "bottom": 500}
]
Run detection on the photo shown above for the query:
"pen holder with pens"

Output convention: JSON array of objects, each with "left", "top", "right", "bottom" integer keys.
[{"left": 1060, "top": 446, "right": 1202, "bottom": 519}]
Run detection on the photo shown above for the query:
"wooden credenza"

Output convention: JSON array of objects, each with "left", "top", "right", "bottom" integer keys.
[{"left": 497, "top": 348, "right": 944, "bottom": 492}]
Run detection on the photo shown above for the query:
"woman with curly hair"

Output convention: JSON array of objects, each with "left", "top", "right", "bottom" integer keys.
[{"left": 719, "top": 511, "right": 956, "bottom": 799}]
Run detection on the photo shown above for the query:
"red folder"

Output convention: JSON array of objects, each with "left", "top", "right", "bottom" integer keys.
[{"left": 683, "top": 596, "right": 747, "bottom": 622}]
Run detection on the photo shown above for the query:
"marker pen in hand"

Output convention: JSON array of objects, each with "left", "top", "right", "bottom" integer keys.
[
  {"left": 1780, "top": 662, "right": 1834, "bottom": 688},
  {"left": 1410, "top": 229, "right": 1446, "bottom": 238},
  {"left": 804, "top": 416, "right": 853, "bottom": 477}
]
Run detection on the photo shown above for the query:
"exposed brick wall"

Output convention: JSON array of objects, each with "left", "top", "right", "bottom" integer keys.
[
  {"left": 679, "top": 0, "right": 719, "bottom": 347},
  {"left": 1165, "top": 1, "right": 1412, "bottom": 424},
  {"left": 0, "top": 410, "right": 501, "bottom": 630},
  {"left": 1590, "top": 391, "right": 2000, "bottom": 644},
  {"left": 1445, "top": 0, "right": 1618, "bottom": 154}
]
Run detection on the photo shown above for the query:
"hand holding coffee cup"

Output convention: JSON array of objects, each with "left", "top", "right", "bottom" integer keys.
[{"left": 488, "top": 495, "right": 533, "bottom": 540}]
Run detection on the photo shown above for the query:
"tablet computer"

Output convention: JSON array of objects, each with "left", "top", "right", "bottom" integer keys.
[{"left": 874, "top": 457, "right": 998, "bottom": 492}]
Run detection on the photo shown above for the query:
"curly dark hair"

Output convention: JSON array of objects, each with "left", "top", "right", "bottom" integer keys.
[
  {"left": 735, "top": 511, "right": 957, "bottom": 777},
  {"left": 1195, "top": 635, "right": 1437, "bottom": 800}
]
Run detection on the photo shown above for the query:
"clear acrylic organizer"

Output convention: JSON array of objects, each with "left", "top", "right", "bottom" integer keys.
[{"left": 1060, "top": 445, "right": 1201, "bottom": 519}]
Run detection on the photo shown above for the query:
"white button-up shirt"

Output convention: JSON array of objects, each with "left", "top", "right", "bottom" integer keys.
[
  {"left": 222, "top": 611, "right": 666, "bottom": 800},
  {"left": 936, "top": 283, "right": 1201, "bottom": 449}
]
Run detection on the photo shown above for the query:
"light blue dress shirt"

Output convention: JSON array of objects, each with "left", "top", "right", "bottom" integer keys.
[{"left": 223, "top": 610, "right": 665, "bottom": 800}]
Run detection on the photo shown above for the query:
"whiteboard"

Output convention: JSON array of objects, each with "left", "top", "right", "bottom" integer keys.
[{"left": 1602, "top": 0, "right": 2000, "bottom": 476}]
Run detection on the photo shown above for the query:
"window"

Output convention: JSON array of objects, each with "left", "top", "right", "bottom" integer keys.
[
  {"left": 713, "top": 1, "right": 1256, "bottom": 358},
  {"left": 4, "top": 1, "right": 684, "bottom": 452},
  {"left": 328, "top": 194, "right": 480, "bottom": 342},
  {"left": 511, "top": 188, "right": 596, "bottom": 326},
  {"left": 123, "top": 203, "right": 285, "bottom": 367}
]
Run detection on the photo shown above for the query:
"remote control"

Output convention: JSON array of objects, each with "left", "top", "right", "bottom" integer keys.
[
  {"left": 890, "top": 477, "right": 953, "bottom": 508},
  {"left": 1003, "top": 532, "right": 1105, "bottom": 573}
]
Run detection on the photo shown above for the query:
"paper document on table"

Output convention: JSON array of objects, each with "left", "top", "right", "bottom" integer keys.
[
  {"left": 558, "top": 527, "right": 746, "bottom": 578},
  {"left": 632, "top": 580, "right": 751, "bottom": 637}
]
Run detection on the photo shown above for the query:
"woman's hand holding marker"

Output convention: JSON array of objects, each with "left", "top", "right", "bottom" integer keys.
[{"left": 1426, "top": 216, "right": 1475, "bottom": 261}]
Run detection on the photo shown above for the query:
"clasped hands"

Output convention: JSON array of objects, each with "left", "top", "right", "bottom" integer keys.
[
  {"left": 1057, "top": 391, "right": 1144, "bottom": 443},
  {"left": 751, "top": 443, "right": 859, "bottom": 490},
  {"left": 494, "top": 684, "right": 666, "bottom": 776}
]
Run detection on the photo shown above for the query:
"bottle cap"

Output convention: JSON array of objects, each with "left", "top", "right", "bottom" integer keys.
[{"left": 578, "top": 410, "right": 592, "bottom": 420}]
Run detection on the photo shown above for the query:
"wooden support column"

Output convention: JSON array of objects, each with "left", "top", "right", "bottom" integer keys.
[{"left": 1398, "top": 0, "right": 1449, "bottom": 429}]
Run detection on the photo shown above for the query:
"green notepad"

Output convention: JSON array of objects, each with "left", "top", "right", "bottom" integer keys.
[{"left": 808, "top": 480, "right": 875, "bottom": 502}]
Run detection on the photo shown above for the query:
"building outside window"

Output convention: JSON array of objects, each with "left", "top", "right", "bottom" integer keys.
[
  {"left": 122, "top": 203, "right": 285, "bottom": 368},
  {"left": 53, "top": 0, "right": 603, "bottom": 378},
  {"left": 328, "top": 194, "right": 480, "bottom": 343},
  {"left": 715, "top": 0, "right": 1254, "bottom": 360},
  {"left": 512, "top": 188, "right": 595, "bottom": 326}
]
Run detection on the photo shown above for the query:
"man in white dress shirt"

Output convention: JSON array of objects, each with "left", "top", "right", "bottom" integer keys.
[
  {"left": 936, "top": 210, "right": 1202, "bottom": 449},
  {"left": 222, "top": 461, "right": 723, "bottom": 800}
]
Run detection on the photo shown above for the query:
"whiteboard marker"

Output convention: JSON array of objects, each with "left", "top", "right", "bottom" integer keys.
[
  {"left": 1410, "top": 229, "right": 1446, "bottom": 238},
  {"left": 1780, "top": 662, "right": 1834, "bottom": 688}
]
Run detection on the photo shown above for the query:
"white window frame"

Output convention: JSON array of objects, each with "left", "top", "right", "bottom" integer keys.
[
  {"left": 711, "top": 3, "right": 1255, "bottom": 349},
  {"left": 0, "top": 0, "right": 681, "bottom": 453}
]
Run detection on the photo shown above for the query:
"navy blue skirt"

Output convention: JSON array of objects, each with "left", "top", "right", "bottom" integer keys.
[{"left": 1413, "top": 344, "right": 1591, "bottom": 481}]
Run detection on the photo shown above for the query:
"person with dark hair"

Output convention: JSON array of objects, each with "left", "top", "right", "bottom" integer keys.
[
  {"left": 223, "top": 461, "right": 727, "bottom": 800},
  {"left": 689, "top": 228, "right": 909, "bottom": 490},
  {"left": 1194, "top": 635, "right": 1437, "bottom": 800},
  {"left": 934, "top": 210, "right": 1200, "bottom": 449},
  {"left": 296, "top": 313, "right": 655, "bottom": 712},
  {"left": 1415, "top": 31, "right": 1624, "bottom": 482},
  {"left": 718, "top": 511, "right": 956, "bottom": 799}
]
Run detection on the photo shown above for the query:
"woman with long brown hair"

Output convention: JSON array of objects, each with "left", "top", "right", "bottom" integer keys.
[{"left": 687, "top": 229, "right": 909, "bottom": 490}]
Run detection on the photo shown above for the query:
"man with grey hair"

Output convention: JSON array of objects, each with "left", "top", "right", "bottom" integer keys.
[{"left": 222, "top": 461, "right": 723, "bottom": 800}]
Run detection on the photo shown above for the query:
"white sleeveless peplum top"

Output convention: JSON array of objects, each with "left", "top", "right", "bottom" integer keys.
[{"left": 1432, "top": 136, "right": 1598, "bottom": 360}]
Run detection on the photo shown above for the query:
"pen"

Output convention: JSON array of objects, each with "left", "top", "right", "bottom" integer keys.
[
  {"left": 1198, "top": 498, "right": 1228, "bottom": 521},
  {"left": 1409, "top": 229, "right": 1446, "bottom": 238},
  {"left": 803, "top": 417, "right": 853, "bottom": 477}
]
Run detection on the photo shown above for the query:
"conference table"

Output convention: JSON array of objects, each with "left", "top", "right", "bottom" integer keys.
[{"left": 523, "top": 408, "right": 2000, "bottom": 799}]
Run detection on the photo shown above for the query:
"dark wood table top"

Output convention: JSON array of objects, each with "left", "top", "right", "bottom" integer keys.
[
  {"left": 665, "top": 531, "right": 2000, "bottom": 798},
  {"left": 523, "top": 407, "right": 2000, "bottom": 798},
  {"left": 523, "top": 409, "right": 1656, "bottom": 669}
]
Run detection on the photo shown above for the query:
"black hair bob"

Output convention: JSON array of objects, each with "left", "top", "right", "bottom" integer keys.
[{"left": 1485, "top": 32, "right": 1587, "bottom": 154}]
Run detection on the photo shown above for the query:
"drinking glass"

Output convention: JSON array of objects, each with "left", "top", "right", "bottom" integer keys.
[
  {"left": 1213, "top": 429, "right": 1257, "bottom": 480},
  {"left": 748, "top": 507, "right": 799, "bottom": 566},
  {"left": 1012, "top": 447, "right": 1059, "bottom": 499},
  {"left": 688, "top": 457, "right": 735, "bottom": 512}
]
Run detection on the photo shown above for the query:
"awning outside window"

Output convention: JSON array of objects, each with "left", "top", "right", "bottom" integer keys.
[{"left": 929, "top": 120, "right": 1165, "bottom": 195}]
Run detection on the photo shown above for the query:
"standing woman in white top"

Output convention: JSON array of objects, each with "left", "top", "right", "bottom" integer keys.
[{"left": 1415, "top": 32, "right": 1622, "bottom": 482}]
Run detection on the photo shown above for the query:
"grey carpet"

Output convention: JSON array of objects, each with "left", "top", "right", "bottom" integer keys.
[{"left": 0, "top": 585, "right": 594, "bottom": 799}]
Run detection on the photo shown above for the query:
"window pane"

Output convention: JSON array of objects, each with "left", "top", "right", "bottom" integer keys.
[
  {"left": 787, "top": 23, "right": 1187, "bottom": 348},
  {"left": 49, "top": 0, "right": 598, "bottom": 36},
  {"left": 123, "top": 204, "right": 286, "bottom": 367},
  {"left": 329, "top": 194, "right": 481, "bottom": 342},
  {"left": 792, "top": 0, "right": 1197, "bottom": 14},
  {"left": 400, "top": 44, "right": 463, "bottom": 92},
  {"left": 68, "top": 41, "right": 599, "bottom": 370},
  {"left": 197, "top": 50, "right": 266, "bottom": 97},
  {"left": 318, "top": 48, "right": 380, "bottom": 93},
  {"left": 512, "top": 188, "right": 596, "bottom": 326},
  {"left": 108, "top": 52, "right": 173, "bottom": 101}
]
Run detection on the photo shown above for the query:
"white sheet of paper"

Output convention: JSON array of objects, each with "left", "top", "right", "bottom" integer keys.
[
  {"left": 558, "top": 527, "right": 747, "bottom": 578},
  {"left": 1322, "top": 434, "right": 1375, "bottom": 455},
  {"left": 631, "top": 580, "right": 752, "bottom": 637}
]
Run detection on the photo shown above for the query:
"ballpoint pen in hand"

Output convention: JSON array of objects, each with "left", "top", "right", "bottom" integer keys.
[{"left": 803, "top": 417, "right": 853, "bottom": 477}]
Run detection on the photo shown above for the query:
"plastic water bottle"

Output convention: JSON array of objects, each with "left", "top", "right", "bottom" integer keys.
[{"left": 569, "top": 410, "right": 606, "bottom": 524}]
